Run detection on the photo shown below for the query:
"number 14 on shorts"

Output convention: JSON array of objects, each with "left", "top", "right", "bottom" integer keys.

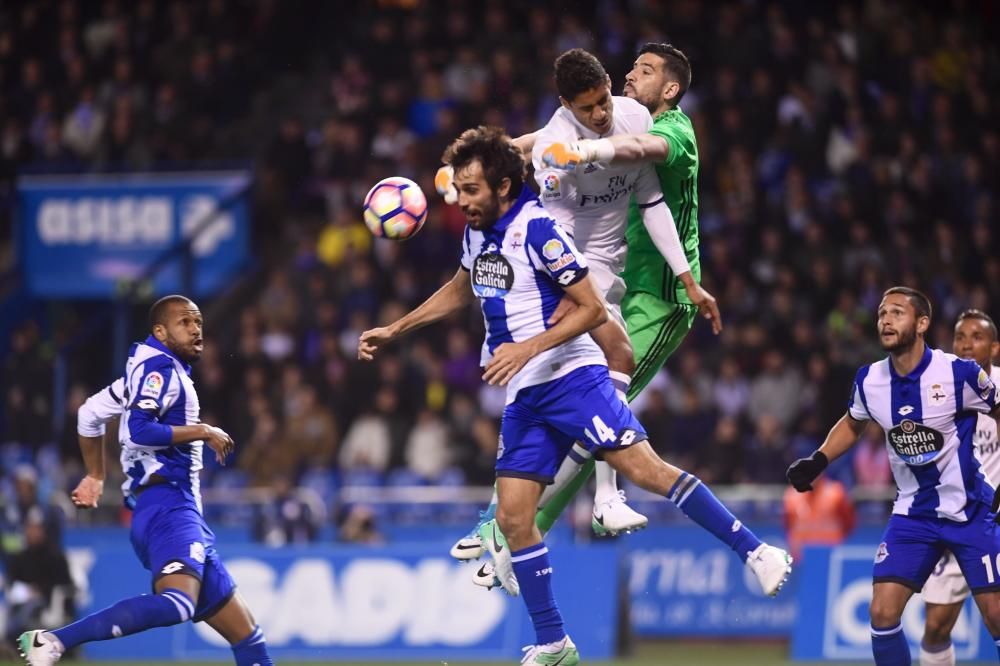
[{"left": 585, "top": 415, "right": 637, "bottom": 448}]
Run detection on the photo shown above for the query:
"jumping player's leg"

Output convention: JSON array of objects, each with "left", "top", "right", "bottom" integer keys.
[
  {"left": 542, "top": 365, "right": 792, "bottom": 596},
  {"left": 536, "top": 295, "right": 695, "bottom": 536},
  {"left": 624, "top": 292, "right": 697, "bottom": 402}
]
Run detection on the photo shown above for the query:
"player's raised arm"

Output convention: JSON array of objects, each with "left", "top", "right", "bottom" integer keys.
[
  {"left": 787, "top": 412, "right": 867, "bottom": 492},
  {"left": 542, "top": 133, "right": 668, "bottom": 171},
  {"left": 358, "top": 266, "right": 474, "bottom": 361}
]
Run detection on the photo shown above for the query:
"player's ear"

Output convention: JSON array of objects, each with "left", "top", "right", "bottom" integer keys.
[
  {"left": 152, "top": 323, "right": 167, "bottom": 342},
  {"left": 497, "top": 177, "right": 511, "bottom": 200},
  {"left": 991, "top": 340, "right": 999, "bottom": 359},
  {"left": 558, "top": 96, "right": 570, "bottom": 110},
  {"left": 916, "top": 315, "right": 930, "bottom": 335},
  {"left": 664, "top": 80, "right": 680, "bottom": 103}
]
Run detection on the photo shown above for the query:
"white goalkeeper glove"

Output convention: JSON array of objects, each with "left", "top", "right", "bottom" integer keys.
[
  {"left": 541, "top": 139, "right": 615, "bottom": 171},
  {"left": 434, "top": 165, "right": 458, "bottom": 205}
]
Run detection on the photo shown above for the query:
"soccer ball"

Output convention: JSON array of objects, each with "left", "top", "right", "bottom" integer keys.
[{"left": 363, "top": 176, "right": 428, "bottom": 240}]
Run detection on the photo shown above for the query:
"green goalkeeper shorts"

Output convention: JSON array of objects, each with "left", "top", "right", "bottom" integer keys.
[{"left": 622, "top": 291, "right": 697, "bottom": 401}]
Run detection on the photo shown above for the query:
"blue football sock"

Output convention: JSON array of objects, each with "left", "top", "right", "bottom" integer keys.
[
  {"left": 232, "top": 626, "right": 273, "bottom": 666},
  {"left": 511, "top": 542, "right": 565, "bottom": 646},
  {"left": 871, "top": 623, "right": 911, "bottom": 665},
  {"left": 53, "top": 588, "right": 194, "bottom": 649},
  {"left": 668, "top": 473, "right": 762, "bottom": 562}
]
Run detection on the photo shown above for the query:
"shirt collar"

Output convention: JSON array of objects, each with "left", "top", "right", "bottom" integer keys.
[
  {"left": 144, "top": 335, "right": 192, "bottom": 374},
  {"left": 888, "top": 344, "right": 932, "bottom": 381},
  {"left": 490, "top": 187, "right": 535, "bottom": 234}
]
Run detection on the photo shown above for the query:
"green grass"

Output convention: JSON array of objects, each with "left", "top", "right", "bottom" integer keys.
[
  {"left": 0, "top": 640, "right": 993, "bottom": 665},
  {"left": 0, "top": 641, "right": 881, "bottom": 665}
]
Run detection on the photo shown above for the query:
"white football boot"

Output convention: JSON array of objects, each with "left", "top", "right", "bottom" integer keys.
[
  {"left": 747, "top": 543, "right": 793, "bottom": 597},
  {"left": 592, "top": 489, "right": 648, "bottom": 536},
  {"left": 477, "top": 519, "right": 519, "bottom": 596},
  {"left": 18, "top": 631, "right": 64, "bottom": 666}
]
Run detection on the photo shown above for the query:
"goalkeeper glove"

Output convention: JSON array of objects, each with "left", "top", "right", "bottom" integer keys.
[
  {"left": 434, "top": 165, "right": 457, "bottom": 205},
  {"left": 541, "top": 139, "right": 615, "bottom": 171},
  {"left": 786, "top": 450, "right": 829, "bottom": 492}
]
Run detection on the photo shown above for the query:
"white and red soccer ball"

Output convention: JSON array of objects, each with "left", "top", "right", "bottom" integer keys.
[{"left": 362, "top": 176, "right": 428, "bottom": 240}]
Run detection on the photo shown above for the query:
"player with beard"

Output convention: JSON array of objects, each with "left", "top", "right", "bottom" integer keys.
[
  {"left": 918, "top": 309, "right": 1000, "bottom": 666},
  {"left": 787, "top": 288, "right": 1000, "bottom": 665},
  {"left": 19, "top": 296, "right": 273, "bottom": 666},
  {"left": 361, "top": 127, "right": 791, "bottom": 663}
]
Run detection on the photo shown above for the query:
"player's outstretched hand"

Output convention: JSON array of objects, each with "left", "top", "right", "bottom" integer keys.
[
  {"left": 685, "top": 283, "right": 723, "bottom": 335},
  {"left": 483, "top": 342, "right": 535, "bottom": 386},
  {"left": 786, "top": 450, "right": 829, "bottom": 492},
  {"left": 434, "top": 165, "right": 458, "bottom": 205},
  {"left": 71, "top": 475, "right": 104, "bottom": 509},
  {"left": 542, "top": 142, "right": 586, "bottom": 172},
  {"left": 546, "top": 296, "right": 578, "bottom": 325},
  {"left": 358, "top": 327, "right": 393, "bottom": 362},
  {"left": 202, "top": 424, "right": 235, "bottom": 465}
]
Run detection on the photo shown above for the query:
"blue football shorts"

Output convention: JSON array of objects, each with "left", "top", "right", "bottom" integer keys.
[
  {"left": 496, "top": 364, "right": 647, "bottom": 484},
  {"left": 130, "top": 484, "right": 237, "bottom": 621},
  {"left": 873, "top": 502, "right": 1000, "bottom": 595}
]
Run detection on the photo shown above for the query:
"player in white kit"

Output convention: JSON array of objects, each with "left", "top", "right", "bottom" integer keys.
[{"left": 919, "top": 309, "right": 1000, "bottom": 666}]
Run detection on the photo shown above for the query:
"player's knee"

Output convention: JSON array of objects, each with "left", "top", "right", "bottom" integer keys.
[
  {"left": 869, "top": 598, "right": 903, "bottom": 627},
  {"left": 922, "top": 617, "right": 953, "bottom": 645},
  {"left": 495, "top": 506, "right": 533, "bottom": 543}
]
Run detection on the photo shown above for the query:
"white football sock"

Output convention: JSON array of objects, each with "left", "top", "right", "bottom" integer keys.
[
  {"left": 594, "top": 460, "right": 620, "bottom": 505},
  {"left": 919, "top": 642, "right": 955, "bottom": 666},
  {"left": 538, "top": 443, "right": 592, "bottom": 507}
]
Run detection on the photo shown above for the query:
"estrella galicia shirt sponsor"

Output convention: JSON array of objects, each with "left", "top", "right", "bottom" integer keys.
[
  {"left": 848, "top": 346, "right": 1000, "bottom": 521},
  {"left": 460, "top": 188, "right": 607, "bottom": 404}
]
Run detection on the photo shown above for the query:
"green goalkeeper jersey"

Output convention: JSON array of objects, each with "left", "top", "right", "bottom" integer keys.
[{"left": 622, "top": 106, "right": 701, "bottom": 304}]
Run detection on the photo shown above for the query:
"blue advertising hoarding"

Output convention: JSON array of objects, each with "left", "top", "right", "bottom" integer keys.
[
  {"left": 17, "top": 172, "right": 250, "bottom": 298},
  {"left": 791, "top": 542, "right": 994, "bottom": 661},
  {"left": 54, "top": 540, "right": 618, "bottom": 661},
  {"left": 627, "top": 525, "right": 797, "bottom": 637}
]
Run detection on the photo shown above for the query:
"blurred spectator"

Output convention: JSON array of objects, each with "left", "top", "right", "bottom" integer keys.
[
  {"left": 336, "top": 504, "right": 383, "bottom": 545},
  {"left": 3, "top": 506, "right": 74, "bottom": 643},
  {"left": 783, "top": 476, "right": 856, "bottom": 561},
  {"left": 252, "top": 475, "right": 320, "bottom": 546}
]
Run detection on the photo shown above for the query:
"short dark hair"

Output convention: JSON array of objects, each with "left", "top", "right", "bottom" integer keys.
[
  {"left": 638, "top": 43, "right": 692, "bottom": 103},
  {"left": 957, "top": 308, "right": 998, "bottom": 340},
  {"left": 442, "top": 126, "right": 524, "bottom": 202},
  {"left": 883, "top": 286, "right": 932, "bottom": 321},
  {"left": 554, "top": 48, "right": 608, "bottom": 101},
  {"left": 149, "top": 295, "right": 195, "bottom": 329}
]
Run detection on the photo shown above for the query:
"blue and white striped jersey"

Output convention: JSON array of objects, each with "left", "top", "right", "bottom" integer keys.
[
  {"left": 460, "top": 188, "right": 607, "bottom": 403},
  {"left": 848, "top": 346, "right": 1000, "bottom": 521},
  {"left": 118, "top": 336, "right": 204, "bottom": 511}
]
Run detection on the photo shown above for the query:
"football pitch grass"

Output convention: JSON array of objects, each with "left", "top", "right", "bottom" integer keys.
[{"left": 6, "top": 641, "right": 992, "bottom": 665}]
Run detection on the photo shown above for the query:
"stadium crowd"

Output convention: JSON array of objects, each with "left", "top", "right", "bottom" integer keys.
[{"left": 0, "top": 0, "right": 998, "bottom": 534}]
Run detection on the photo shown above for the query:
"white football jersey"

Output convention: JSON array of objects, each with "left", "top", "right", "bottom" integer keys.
[
  {"left": 460, "top": 188, "right": 607, "bottom": 403},
  {"left": 848, "top": 347, "right": 1000, "bottom": 521},
  {"left": 974, "top": 365, "right": 1000, "bottom": 484},
  {"left": 77, "top": 377, "right": 126, "bottom": 437},
  {"left": 532, "top": 96, "right": 662, "bottom": 276}
]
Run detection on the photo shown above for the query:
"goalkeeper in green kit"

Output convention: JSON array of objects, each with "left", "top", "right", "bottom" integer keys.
[{"left": 450, "top": 44, "right": 760, "bottom": 593}]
